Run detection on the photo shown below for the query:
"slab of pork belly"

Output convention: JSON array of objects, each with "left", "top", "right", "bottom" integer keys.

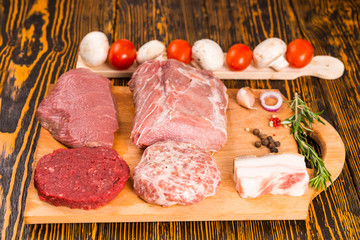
[{"left": 234, "top": 153, "right": 309, "bottom": 198}]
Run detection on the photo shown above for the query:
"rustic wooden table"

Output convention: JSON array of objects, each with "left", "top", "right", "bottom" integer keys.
[{"left": 0, "top": 0, "right": 359, "bottom": 239}]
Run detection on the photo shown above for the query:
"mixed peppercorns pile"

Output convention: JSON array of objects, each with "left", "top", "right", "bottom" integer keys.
[{"left": 252, "top": 128, "right": 281, "bottom": 153}]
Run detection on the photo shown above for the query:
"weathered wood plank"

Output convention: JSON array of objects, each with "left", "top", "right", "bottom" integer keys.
[
  {"left": 289, "top": 0, "right": 360, "bottom": 238},
  {"left": 0, "top": 0, "right": 358, "bottom": 239},
  {"left": 113, "top": 0, "right": 208, "bottom": 87},
  {"left": 205, "top": 0, "right": 360, "bottom": 239},
  {"left": 291, "top": 0, "right": 360, "bottom": 198},
  {"left": 0, "top": 0, "right": 115, "bottom": 239}
]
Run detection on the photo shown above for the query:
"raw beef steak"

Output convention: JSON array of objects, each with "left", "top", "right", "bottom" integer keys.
[
  {"left": 234, "top": 153, "right": 309, "bottom": 198},
  {"left": 133, "top": 141, "right": 221, "bottom": 207},
  {"left": 34, "top": 147, "right": 129, "bottom": 210},
  {"left": 36, "top": 68, "right": 118, "bottom": 148},
  {"left": 129, "top": 59, "right": 228, "bottom": 152}
]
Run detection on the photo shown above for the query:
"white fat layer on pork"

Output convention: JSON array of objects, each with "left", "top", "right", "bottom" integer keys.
[
  {"left": 133, "top": 69, "right": 165, "bottom": 145},
  {"left": 233, "top": 153, "right": 309, "bottom": 198},
  {"left": 177, "top": 67, "right": 228, "bottom": 135}
]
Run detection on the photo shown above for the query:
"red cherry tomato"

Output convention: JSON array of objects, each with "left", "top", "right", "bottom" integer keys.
[
  {"left": 108, "top": 39, "right": 136, "bottom": 69},
  {"left": 286, "top": 39, "right": 314, "bottom": 68},
  {"left": 226, "top": 44, "right": 253, "bottom": 71},
  {"left": 167, "top": 39, "right": 192, "bottom": 64}
]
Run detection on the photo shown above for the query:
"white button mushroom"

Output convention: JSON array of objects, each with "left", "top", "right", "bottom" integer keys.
[
  {"left": 136, "top": 40, "right": 166, "bottom": 64},
  {"left": 253, "top": 38, "right": 289, "bottom": 71},
  {"left": 192, "top": 39, "right": 224, "bottom": 71},
  {"left": 79, "top": 31, "right": 110, "bottom": 67}
]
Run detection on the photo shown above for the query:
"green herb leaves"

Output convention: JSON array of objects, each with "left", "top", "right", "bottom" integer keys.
[{"left": 281, "top": 93, "right": 331, "bottom": 191}]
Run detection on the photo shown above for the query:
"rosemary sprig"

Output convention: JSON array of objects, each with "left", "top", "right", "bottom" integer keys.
[{"left": 281, "top": 93, "right": 331, "bottom": 191}]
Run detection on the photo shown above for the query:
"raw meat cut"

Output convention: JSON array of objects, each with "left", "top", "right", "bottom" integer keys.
[
  {"left": 129, "top": 59, "right": 228, "bottom": 152},
  {"left": 34, "top": 147, "right": 129, "bottom": 210},
  {"left": 234, "top": 153, "right": 309, "bottom": 198},
  {"left": 133, "top": 141, "right": 221, "bottom": 207},
  {"left": 36, "top": 68, "right": 118, "bottom": 148}
]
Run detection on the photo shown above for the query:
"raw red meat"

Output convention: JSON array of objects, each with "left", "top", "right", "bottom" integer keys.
[
  {"left": 133, "top": 141, "right": 221, "bottom": 207},
  {"left": 36, "top": 68, "right": 118, "bottom": 148},
  {"left": 129, "top": 59, "right": 228, "bottom": 152},
  {"left": 34, "top": 147, "right": 129, "bottom": 210}
]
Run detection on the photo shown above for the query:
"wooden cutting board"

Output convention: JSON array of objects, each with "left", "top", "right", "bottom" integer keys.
[
  {"left": 24, "top": 87, "right": 345, "bottom": 224},
  {"left": 76, "top": 54, "right": 345, "bottom": 80}
]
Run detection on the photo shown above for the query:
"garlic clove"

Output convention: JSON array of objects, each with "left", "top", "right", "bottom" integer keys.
[{"left": 236, "top": 87, "right": 257, "bottom": 110}]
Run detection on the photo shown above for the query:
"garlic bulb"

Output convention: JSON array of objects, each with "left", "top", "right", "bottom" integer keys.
[{"left": 236, "top": 87, "right": 257, "bottom": 110}]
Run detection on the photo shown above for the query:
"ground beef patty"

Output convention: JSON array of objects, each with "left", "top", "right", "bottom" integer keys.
[
  {"left": 133, "top": 141, "right": 221, "bottom": 207},
  {"left": 34, "top": 147, "right": 129, "bottom": 210}
]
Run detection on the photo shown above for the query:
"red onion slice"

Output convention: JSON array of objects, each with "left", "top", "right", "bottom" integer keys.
[{"left": 260, "top": 91, "right": 283, "bottom": 112}]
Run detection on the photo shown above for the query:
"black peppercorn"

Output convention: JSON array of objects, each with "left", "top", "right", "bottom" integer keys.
[
  {"left": 270, "top": 147, "right": 279, "bottom": 153},
  {"left": 261, "top": 139, "right": 269, "bottom": 146},
  {"left": 268, "top": 142, "right": 275, "bottom": 149},
  {"left": 255, "top": 141, "right": 262, "bottom": 148},
  {"left": 275, "top": 141, "right": 281, "bottom": 147},
  {"left": 259, "top": 133, "right": 267, "bottom": 139},
  {"left": 253, "top": 128, "right": 260, "bottom": 136},
  {"left": 267, "top": 136, "right": 273, "bottom": 141}
]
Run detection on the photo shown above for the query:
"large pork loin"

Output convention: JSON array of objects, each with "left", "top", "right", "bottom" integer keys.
[
  {"left": 36, "top": 68, "right": 118, "bottom": 148},
  {"left": 234, "top": 153, "right": 309, "bottom": 198},
  {"left": 129, "top": 59, "right": 228, "bottom": 152},
  {"left": 133, "top": 141, "right": 221, "bottom": 207}
]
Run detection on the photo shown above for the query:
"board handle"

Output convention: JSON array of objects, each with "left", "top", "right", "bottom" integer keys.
[
  {"left": 76, "top": 54, "right": 345, "bottom": 80},
  {"left": 212, "top": 55, "right": 345, "bottom": 80},
  {"left": 308, "top": 117, "right": 346, "bottom": 199},
  {"left": 301, "top": 56, "right": 345, "bottom": 80}
]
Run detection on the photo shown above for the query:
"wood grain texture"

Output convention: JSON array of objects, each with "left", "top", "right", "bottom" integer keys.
[
  {"left": 288, "top": 1, "right": 360, "bottom": 238},
  {"left": 205, "top": 0, "right": 360, "bottom": 239},
  {"left": 0, "top": 0, "right": 115, "bottom": 239},
  {"left": 24, "top": 88, "right": 345, "bottom": 224},
  {"left": 0, "top": 0, "right": 358, "bottom": 239},
  {"left": 291, "top": 0, "right": 360, "bottom": 200}
]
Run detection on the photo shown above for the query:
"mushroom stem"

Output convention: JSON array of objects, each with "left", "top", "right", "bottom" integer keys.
[{"left": 269, "top": 55, "right": 289, "bottom": 71}]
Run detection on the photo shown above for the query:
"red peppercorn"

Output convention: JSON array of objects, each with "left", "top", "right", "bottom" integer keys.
[
  {"left": 269, "top": 117, "right": 282, "bottom": 128},
  {"left": 271, "top": 117, "right": 281, "bottom": 127}
]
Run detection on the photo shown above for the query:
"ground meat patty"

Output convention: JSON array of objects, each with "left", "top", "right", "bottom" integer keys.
[
  {"left": 34, "top": 147, "right": 129, "bottom": 210},
  {"left": 133, "top": 141, "right": 221, "bottom": 207}
]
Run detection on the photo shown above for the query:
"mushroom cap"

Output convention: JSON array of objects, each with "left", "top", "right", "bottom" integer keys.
[
  {"left": 136, "top": 40, "right": 166, "bottom": 64},
  {"left": 192, "top": 39, "right": 224, "bottom": 71},
  {"left": 79, "top": 31, "right": 109, "bottom": 67},
  {"left": 253, "top": 38, "right": 287, "bottom": 68}
]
